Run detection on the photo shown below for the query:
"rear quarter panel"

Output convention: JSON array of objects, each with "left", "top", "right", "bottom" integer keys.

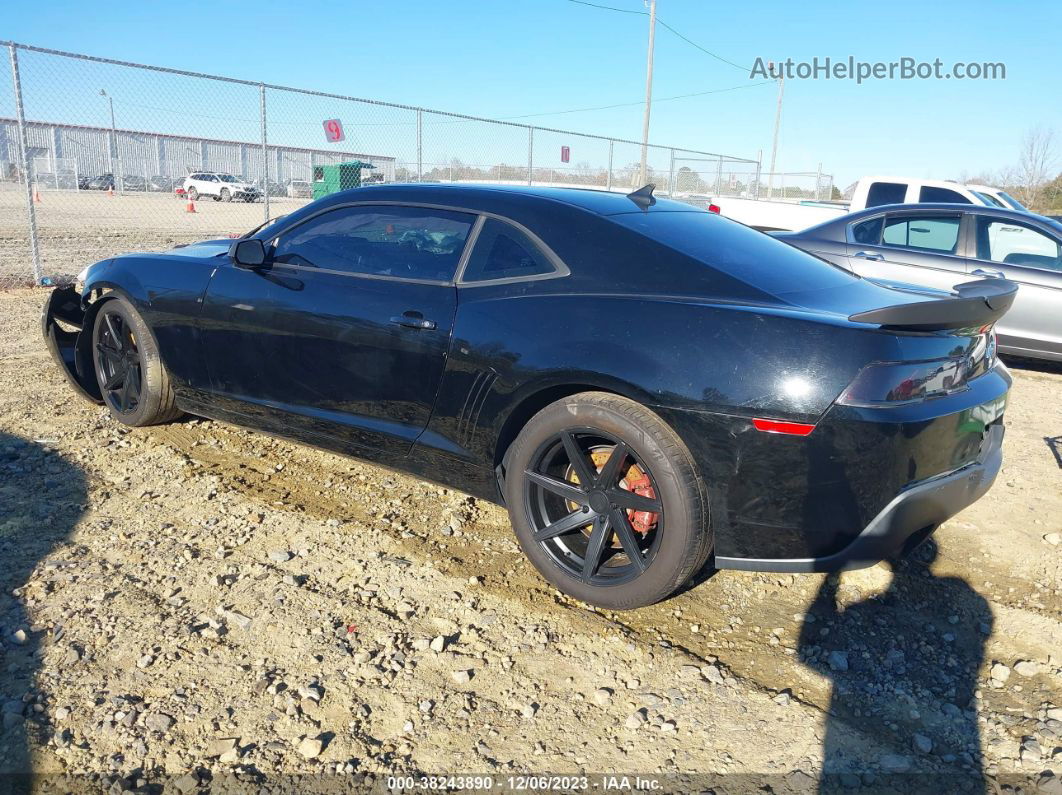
[{"left": 428, "top": 289, "right": 905, "bottom": 467}]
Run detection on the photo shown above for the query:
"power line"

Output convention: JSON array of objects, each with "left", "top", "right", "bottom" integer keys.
[
  {"left": 566, "top": 0, "right": 751, "bottom": 72},
  {"left": 503, "top": 80, "right": 772, "bottom": 120},
  {"left": 654, "top": 19, "right": 749, "bottom": 72}
]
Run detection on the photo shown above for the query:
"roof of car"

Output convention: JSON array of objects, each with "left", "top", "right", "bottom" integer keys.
[
  {"left": 315, "top": 182, "right": 700, "bottom": 216},
  {"left": 841, "top": 202, "right": 1060, "bottom": 225}
]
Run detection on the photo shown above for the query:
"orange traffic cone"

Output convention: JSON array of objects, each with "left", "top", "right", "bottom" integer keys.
[
  {"left": 107, "top": 186, "right": 114, "bottom": 197},
  {"left": 185, "top": 197, "right": 196, "bottom": 214},
  {"left": 33, "top": 186, "right": 41, "bottom": 203}
]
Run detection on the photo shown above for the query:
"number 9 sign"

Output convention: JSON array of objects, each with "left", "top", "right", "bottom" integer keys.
[{"left": 322, "top": 118, "right": 345, "bottom": 143}]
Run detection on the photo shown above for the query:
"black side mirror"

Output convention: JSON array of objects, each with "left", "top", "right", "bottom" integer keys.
[{"left": 231, "top": 238, "right": 267, "bottom": 268}]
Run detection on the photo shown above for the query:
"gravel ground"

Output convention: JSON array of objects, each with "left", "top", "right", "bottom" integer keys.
[
  {"left": 1, "top": 286, "right": 1061, "bottom": 793},
  {"left": 0, "top": 184, "right": 310, "bottom": 285}
]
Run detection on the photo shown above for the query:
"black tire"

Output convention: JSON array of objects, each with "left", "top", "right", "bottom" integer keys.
[
  {"left": 187, "top": 186, "right": 198, "bottom": 201},
  {"left": 220, "top": 188, "right": 231, "bottom": 202},
  {"left": 92, "top": 296, "right": 182, "bottom": 427},
  {"left": 504, "top": 392, "right": 710, "bottom": 609}
]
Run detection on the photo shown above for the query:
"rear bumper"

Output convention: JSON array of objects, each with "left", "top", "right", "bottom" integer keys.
[{"left": 715, "top": 422, "right": 1003, "bottom": 573}]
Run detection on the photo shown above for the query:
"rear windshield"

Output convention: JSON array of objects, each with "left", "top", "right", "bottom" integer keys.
[{"left": 612, "top": 211, "right": 859, "bottom": 293}]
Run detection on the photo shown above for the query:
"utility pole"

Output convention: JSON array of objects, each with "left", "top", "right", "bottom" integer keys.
[
  {"left": 100, "top": 89, "right": 119, "bottom": 192},
  {"left": 638, "top": 0, "right": 657, "bottom": 186},
  {"left": 766, "top": 61, "right": 784, "bottom": 199}
]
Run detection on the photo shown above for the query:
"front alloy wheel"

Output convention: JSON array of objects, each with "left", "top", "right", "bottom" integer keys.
[{"left": 94, "top": 307, "right": 142, "bottom": 415}]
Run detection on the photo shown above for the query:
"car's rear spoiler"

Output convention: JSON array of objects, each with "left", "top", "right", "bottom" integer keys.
[{"left": 849, "top": 279, "right": 1018, "bottom": 331}]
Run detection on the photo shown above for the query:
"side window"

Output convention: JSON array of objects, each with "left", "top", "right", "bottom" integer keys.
[
  {"left": 865, "top": 181, "right": 907, "bottom": 208},
  {"left": 271, "top": 205, "right": 475, "bottom": 281},
  {"left": 460, "top": 218, "right": 559, "bottom": 283},
  {"left": 882, "top": 215, "right": 961, "bottom": 254},
  {"left": 919, "top": 186, "right": 972, "bottom": 204},
  {"left": 847, "top": 216, "right": 883, "bottom": 245},
  {"left": 975, "top": 217, "right": 1061, "bottom": 271}
]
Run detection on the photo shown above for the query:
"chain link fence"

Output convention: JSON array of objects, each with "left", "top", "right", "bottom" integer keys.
[{"left": 1, "top": 41, "right": 826, "bottom": 288}]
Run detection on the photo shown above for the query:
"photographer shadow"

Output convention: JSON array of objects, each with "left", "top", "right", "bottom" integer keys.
[
  {"left": 0, "top": 432, "right": 88, "bottom": 788},
  {"left": 799, "top": 539, "right": 993, "bottom": 792}
]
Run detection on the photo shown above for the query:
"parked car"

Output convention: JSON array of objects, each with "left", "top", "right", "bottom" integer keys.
[
  {"left": 966, "top": 184, "right": 1029, "bottom": 212},
  {"left": 80, "top": 173, "right": 115, "bottom": 191},
  {"left": 35, "top": 170, "right": 78, "bottom": 190},
  {"left": 707, "top": 176, "right": 1001, "bottom": 232},
  {"left": 182, "top": 172, "right": 260, "bottom": 202},
  {"left": 121, "top": 175, "right": 147, "bottom": 192},
  {"left": 43, "top": 184, "right": 1013, "bottom": 609},
  {"left": 149, "top": 175, "right": 176, "bottom": 192},
  {"left": 286, "top": 179, "right": 311, "bottom": 198},
  {"left": 254, "top": 178, "right": 286, "bottom": 197},
  {"left": 773, "top": 203, "right": 1062, "bottom": 361}
]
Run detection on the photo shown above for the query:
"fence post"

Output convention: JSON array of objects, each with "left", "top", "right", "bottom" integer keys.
[
  {"left": 667, "top": 149, "right": 675, "bottom": 196},
  {"left": 607, "top": 139, "right": 613, "bottom": 191},
  {"left": 816, "top": 162, "right": 823, "bottom": 201},
  {"left": 527, "top": 127, "right": 533, "bottom": 186},
  {"left": 416, "top": 109, "right": 423, "bottom": 182},
  {"left": 259, "top": 84, "right": 269, "bottom": 222},
  {"left": 753, "top": 151, "right": 762, "bottom": 200},
  {"left": 715, "top": 157, "right": 723, "bottom": 195},
  {"left": 9, "top": 43, "right": 42, "bottom": 285}
]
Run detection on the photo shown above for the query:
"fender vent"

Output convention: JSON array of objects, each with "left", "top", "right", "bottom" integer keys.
[{"left": 458, "top": 368, "right": 498, "bottom": 448}]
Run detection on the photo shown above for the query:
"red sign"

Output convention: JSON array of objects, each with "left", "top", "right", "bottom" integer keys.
[
  {"left": 560, "top": 145, "right": 570, "bottom": 163},
  {"left": 323, "top": 119, "right": 345, "bottom": 143}
]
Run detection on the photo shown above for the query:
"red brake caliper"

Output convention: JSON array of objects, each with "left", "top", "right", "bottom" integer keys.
[{"left": 622, "top": 466, "right": 658, "bottom": 535}]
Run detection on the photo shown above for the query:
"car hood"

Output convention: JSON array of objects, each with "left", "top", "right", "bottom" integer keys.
[{"left": 163, "top": 239, "right": 233, "bottom": 258}]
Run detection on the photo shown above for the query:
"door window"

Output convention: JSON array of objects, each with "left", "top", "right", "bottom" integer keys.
[
  {"left": 847, "top": 216, "right": 883, "bottom": 245},
  {"left": 918, "top": 186, "right": 972, "bottom": 204},
  {"left": 882, "top": 215, "right": 961, "bottom": 254},
  {"left": 865, "top": 181, "right": 906, "bottom": 207},
  {"left": 460, "top": 218, "right": 559, "bottom": 283},
  {"left": 271, "top": 205, "right": 475, "bottom": 282},
  {"left": 975, "top": 217, "right": 1062, "bottom": 271}
]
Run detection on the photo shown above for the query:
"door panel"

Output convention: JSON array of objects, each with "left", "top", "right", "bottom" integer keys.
[
  {"left": 199, "top": 264, "right": 458, "bottom": 459},
  {"left": 845, "top": 213, "right": 967, "bottom": 292},
  {"left": 968, "top": 215, "right": 1062, "bottom": 358}
]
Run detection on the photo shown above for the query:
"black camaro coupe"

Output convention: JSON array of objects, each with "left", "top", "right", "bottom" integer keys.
[{"left": 44, "top": 184, "right": 1015, "bottom": 608}]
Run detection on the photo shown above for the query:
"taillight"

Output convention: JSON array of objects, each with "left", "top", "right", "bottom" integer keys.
[
  {"left": 838, "top": 357, "right": 972, "bottom": 407},
  {"left": 708, "top": 203, "right": 721, "bottom": 214}
]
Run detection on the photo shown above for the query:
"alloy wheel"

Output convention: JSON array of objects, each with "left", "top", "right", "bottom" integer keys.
[
  {"left": 523, "top": 429, "right": 663, "bottom": 586},
  {"left": 95, "top": 309, "right": 142, "bottom": 415}
]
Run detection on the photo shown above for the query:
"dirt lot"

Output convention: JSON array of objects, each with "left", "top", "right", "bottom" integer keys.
[
  {"left": 0, "top": 286, "right": 1061, "bottom": 793},
  {"left": 0, "top": 184, "right": 311, "bottom": 285}
]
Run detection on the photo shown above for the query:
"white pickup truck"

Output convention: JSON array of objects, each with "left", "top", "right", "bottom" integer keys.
[{"left": 702, "top": 176, "right": 1001, "bottom": 232}]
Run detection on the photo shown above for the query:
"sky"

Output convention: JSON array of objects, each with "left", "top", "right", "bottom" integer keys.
[{"left": 3, "top": 0, "right": 1059, "bottom": 188}]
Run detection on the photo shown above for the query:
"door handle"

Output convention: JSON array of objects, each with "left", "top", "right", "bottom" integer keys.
[
  {"left": 390, "top": 313, "right": 437, "bottom": 330},
  {"left": 853, "top": 251, "right": 885, "bottom": 261},
  {"left": 972, "top": 268, "right": 1005, "bottom": 279}
]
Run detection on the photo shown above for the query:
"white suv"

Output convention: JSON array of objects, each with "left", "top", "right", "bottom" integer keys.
[{"left": 182, "top": 172, "right": 260, "bottom": 202}]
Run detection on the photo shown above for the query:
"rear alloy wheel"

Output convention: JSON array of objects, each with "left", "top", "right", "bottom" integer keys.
[
  {"left": 92, "top": 296, "right": 182, "bottom": 427},
  {"left": 505, "top": 392, "right": 710, "bottom": 609},
  {"left": 220, "top": 187, "right": 231, "bottom": 202}
]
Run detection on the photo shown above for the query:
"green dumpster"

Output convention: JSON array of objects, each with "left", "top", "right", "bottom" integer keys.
[{"left": 312, "top": 160, "right": 374, "bottom": 199}]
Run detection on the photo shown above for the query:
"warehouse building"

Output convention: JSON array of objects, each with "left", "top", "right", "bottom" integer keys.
[{"left": 0, "top": 118, "right": 395, "bottom": 185}]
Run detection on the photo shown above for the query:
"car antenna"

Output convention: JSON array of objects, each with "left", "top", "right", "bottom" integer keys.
[{"left": 626, "top": 183, "right": 656, "bottom": 210}]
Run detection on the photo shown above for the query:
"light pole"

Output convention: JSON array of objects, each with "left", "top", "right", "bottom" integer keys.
[
  {"left": 100, "top": 89, "right": 119, "bottom": 192},
  {"left": 638, "top": 0, "right": 657, "bottom": 187},
  {"left": 766, "top": 62, "right": 784, "bottom": 200}
]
